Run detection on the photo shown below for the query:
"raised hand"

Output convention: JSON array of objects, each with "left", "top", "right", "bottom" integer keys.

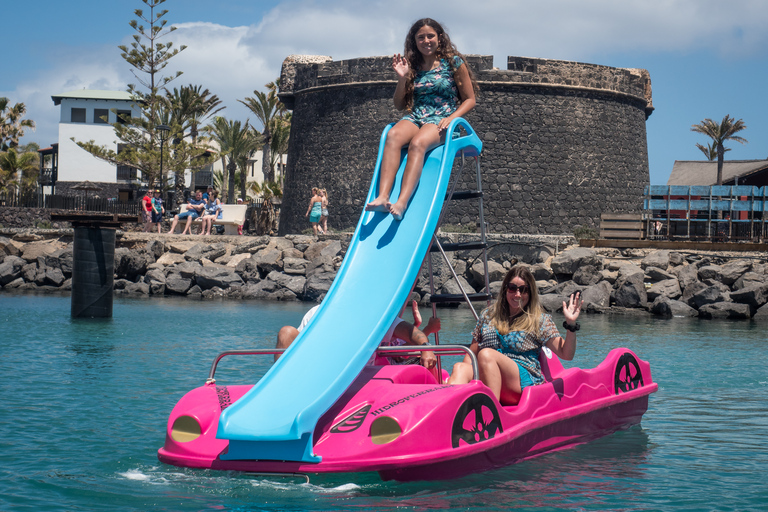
[
  {"left": 392, "top": 53, "right": 410, "bottom": 78},
  {"left": 562, "top": 291, "right": 583, "bottom": 325}
]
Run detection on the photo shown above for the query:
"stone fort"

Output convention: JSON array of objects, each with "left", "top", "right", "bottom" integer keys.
[{"left": 277, "top": 54, "right": 653, "bottom": 236}]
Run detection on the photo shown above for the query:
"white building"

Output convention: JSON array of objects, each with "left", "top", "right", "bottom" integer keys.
[
  {"left": 48, "top": 89, "right": 284, "bottom": 203},
  {"left": 50, "top": 89, "right": 141, "bottom": 200}
]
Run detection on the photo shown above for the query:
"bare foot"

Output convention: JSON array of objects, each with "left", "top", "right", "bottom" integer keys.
[
  {"left": 365, "top": 196, "right": 390, "bottom": 212},
  {"left": 389, "top": 201, "right": 406, "bottom": 221},
  {"left": 411, "top": 299, "right": 422, "bottom": 327}
]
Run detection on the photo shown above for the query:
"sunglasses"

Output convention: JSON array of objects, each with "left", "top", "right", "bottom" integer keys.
[{"left": 506, "top": 284, "right": 530, "bottom": 295}]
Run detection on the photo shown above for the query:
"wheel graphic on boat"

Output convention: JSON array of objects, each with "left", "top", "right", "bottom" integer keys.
[
  {"left": 451, "top": 394, "right": 503, "bottom": 448},
  {"left": 614, "top": 352, "right": 644, "bottom": 394}
]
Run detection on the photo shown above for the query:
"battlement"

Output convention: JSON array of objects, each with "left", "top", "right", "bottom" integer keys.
[{"left": 279, "top": 54, "right": 652, "bottom": 114}]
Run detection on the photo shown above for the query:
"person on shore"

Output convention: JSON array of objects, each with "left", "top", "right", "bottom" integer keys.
[
  {"left": 275, "top": 300, "right": 439, "bottom": 375},
  {"left": 448, "top": 266, "right": 583, "bottom": 405},
  {"left": 141, "top": 191, "right": 152, "bottom": 232},
  {"left": 320, "top": 188, "right": 330, "bottom": 235},
  {"left": 306, "top": 187, "right": 323, "bottom": 237},
  {"left": 150, "top": 189, "right": 164, "bottom": 233},
  {"left": 365, "top": 18, "right": 478, "bottom": 221},
  {"left": 169, "top": 190, "right": 206, "bottom": 235},
  {"left": 199, "top": 190, "right": 222, "bottom": 236}
]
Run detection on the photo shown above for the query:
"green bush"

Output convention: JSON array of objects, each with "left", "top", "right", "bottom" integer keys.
[
  {"left": 573, "top": 225, "right": 598, "bottom": 240},
  {"left": 36, "top": 220, "right": 53, "bottom": 229}
]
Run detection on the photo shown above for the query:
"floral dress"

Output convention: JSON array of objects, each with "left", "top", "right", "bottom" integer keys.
[
  {"left": 472, "top": 309, "right": 560, "bottom": 385},
  {"left": 402, "top": 56, "right": 464, "bottom": 127}
]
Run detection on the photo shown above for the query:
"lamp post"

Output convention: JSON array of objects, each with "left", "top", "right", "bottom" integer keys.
[{"left": 157, "top": 124, "right": 171, "bottom": 201}]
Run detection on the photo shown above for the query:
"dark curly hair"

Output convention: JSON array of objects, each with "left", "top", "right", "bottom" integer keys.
[{"left": 402, "top": 18, "right": 479, "bottom": 111}]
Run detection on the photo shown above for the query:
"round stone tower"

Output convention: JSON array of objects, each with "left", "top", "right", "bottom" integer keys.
[{"left": 277, "top": 54, "right": 653, "bottom": 236}]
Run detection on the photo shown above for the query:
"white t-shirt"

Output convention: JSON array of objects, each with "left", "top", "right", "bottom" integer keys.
[{"left": 297, "top": 305, "right": 320, "bottom": 332}]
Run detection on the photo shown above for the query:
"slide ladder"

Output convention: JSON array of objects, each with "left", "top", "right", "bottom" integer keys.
[{"left": 217, "top": 118, "right": 482, "bottom": 463}]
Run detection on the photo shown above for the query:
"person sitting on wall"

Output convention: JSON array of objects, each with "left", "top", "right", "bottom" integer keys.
[
  {"left": 276, "top": 300, "right": 440, "bottom": 375},
  {"left": 169, "top": 190, "right": 206, "bottom": 235}
]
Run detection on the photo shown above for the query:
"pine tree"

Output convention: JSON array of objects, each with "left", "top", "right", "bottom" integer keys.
[{"left": 74, "top": 0, "right": 207, "bottom": 191}]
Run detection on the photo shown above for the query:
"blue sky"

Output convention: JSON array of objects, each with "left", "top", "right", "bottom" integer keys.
[{"left": 2, "top": 0, "right": 767, "bottom": 185}]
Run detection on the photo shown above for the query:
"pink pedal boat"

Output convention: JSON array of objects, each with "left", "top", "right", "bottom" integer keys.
[{"left": 158, "top": 345, "right": 656, "bottom": 481}]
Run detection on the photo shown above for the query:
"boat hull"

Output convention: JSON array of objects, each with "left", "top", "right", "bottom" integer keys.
[{"left": 158, "top": 347, "right": 656, "bottom": 481}]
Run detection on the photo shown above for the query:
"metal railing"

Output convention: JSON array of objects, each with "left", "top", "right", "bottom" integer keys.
[
  {"left": 205, "top": 344, "right": 477, "bottom": 384},
  {"left": 643, "top": 185, "right": 768, "bottom": 242},
  {"left": 0, "top": 192, "right": 142, "bottom": 215}
]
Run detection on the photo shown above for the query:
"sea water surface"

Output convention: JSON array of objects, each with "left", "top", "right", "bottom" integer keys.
[{"left": 1, "top": 293, "right": 767, "bottom": 511}]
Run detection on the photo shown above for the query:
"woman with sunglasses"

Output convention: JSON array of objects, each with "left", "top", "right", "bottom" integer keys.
[{"left": 448, "top": 265, "right": 582, "bottom": 405}]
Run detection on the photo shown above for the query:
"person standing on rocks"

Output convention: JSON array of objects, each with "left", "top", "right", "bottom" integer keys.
[
  {"left": 150, "top": 189, "right": 164, "bottom": 233},
  {"left": 365, "top": 18, "right": 478, "bottom": 221},
  {"left": 306, "top": 187, "right": 323, "bottom": 237},
  {"left": 141, "top": 190, "right": 152, "bottom": 232},
  {"left": 320, "top": 188, "right": 330, "bottom": 234}
]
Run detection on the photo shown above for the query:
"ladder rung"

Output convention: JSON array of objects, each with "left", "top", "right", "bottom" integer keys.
[
  {"left": 430, "top": 293, "right": 492, "bottom": 304},
  {"left": 430, "top": 241, "right": 487, "bottom": 252},
  {"left": 446, "top": 190, "right": 483, "bottom": 201}
]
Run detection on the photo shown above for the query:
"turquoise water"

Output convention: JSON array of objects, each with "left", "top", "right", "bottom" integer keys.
[{"left": 1, "top": 293, "right": 767, "bottom": 511}]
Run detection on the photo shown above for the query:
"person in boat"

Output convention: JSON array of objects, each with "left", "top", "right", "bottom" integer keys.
[
  {"left": 448, "top": 265, "right": 583, "bottom": 405},
  {"left": 364, "top": 18, "right": 478, "bottom": 221},
  {"left": 275, "top": 300, "right": 439, "bottom": 372}
]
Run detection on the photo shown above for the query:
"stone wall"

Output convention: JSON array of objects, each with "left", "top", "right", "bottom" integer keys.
[
  {"left": 0, "top": 207, "right": 54, "bottom": 229},
  {"left": 2, "top": 232, "right": 767, "bottom": 320},
  {"left": 277, "top": 54, "right": 652, "bottom": 236}
]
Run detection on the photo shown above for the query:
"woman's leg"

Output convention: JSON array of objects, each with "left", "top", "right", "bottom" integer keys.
[
  {"left": 312, "top": 222, "right": 319, "bottom": 236},
  {"left": 476, "top": 348, "right": 523, "bottom": 405},
  {"left": 388, "top": 123, "right": 441, "bottom": 219},
  {"left": 448, "top": 360, "right": 475, "bottom": 385},
  {"left": 366, "top": 120, "right": 420, "bottom": 210}
]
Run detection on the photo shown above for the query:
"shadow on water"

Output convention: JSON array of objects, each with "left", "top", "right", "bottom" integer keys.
[{"left": 67, "top": 317, "right": 117, "bottom": 372}]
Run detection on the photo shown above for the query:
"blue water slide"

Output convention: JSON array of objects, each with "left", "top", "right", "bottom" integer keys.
[{"left": 218, "top": 118, "right": 482, "bottom": 463}]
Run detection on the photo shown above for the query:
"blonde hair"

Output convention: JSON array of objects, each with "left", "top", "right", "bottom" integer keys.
[
  {"left": 490, "top": 265, "right": 543, "bottom": 336},
  {"left": 321, "top": 188, "right": 328, "bottom": 202}
]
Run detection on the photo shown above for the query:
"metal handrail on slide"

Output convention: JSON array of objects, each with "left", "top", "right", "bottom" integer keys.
[{"left": 205, "top": 344, "right": 478, "bottom": 384}]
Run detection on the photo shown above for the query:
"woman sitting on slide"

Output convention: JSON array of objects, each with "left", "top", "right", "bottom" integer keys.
[
  {"left": 449, "top": 266, "right": 583, "bottom": 405},
  {"left": 365, "top": 18, "right": 478, "bottom": 221}
]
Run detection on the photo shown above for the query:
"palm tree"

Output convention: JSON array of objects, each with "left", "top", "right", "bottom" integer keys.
[
  {"left": 1, "top": 97, "right": 36, "bottom": 151},
  {"left": 695, "top": 142, "right": 723, "bottom": 162},
  {"left": 235, "top": 127, "right": 263, "bottom": 201},
  {"left": 691, "top": 115, "right": 748, "bottom": 185},
  {"left": 0, "top": 146, "right": 39, "bottom": 196},
  {"left": 203, "top": 116, "right": 256, "bottom": 204},
  {"left": 165, "top": 85, "right": 225, "bottom": 202},
  {"left": 239, "top": 83, "right": 285, "bottom": 183},
  {"left": 269, "top": 112, "right": 291, "bottom": 186}
]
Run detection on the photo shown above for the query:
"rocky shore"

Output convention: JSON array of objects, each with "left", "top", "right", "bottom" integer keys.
[{"left": 1, "top": 230, "right": 767, "bottom": 320}]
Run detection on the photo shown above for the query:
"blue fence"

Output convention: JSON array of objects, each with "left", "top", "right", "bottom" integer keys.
[{"left": 643, "top": 186, "right": 768, "bottom": 241}]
